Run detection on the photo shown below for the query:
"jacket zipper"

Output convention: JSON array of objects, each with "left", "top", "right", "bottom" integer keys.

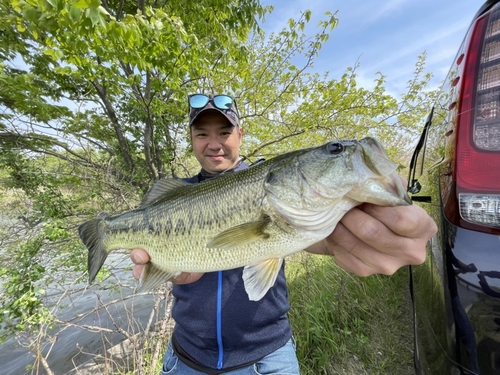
[{"left": 216, "top": 270, "right": 224, "bottom": 369}]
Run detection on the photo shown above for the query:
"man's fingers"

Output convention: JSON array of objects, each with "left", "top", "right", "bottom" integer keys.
[
  {"left": 131, "top": 249, "right": 149, "bottom": 281},
  {"left": 319, "top": 204, "right": 432, "bottom": 275},
  {"left": 341, "top": 205, "right": 435, "bottom": 256},
  {"left": 338, "top": 207, "right": 403, "bottom": 255},
  {"left": 360, "top": 204, "right": 437, "bottom": 239},
  {"left": 131, "top": 248, "right": 150, "bottom": 265},
  {"left": 333, "top": 250, "right": 379, "bottom": 276},
  {"left": 132, "top": 264, "right": 145, "bottom": 280},
  {"left": 325, "top": 222, "right": 413, "bottom": 275}
]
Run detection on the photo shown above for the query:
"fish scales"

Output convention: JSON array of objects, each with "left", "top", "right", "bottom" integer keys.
[
  {"left": 79, "top": 138, "right": 412, "bottom": 301},
  {"left": 100, "top": 164, "right": 295, "bottom": 269}
]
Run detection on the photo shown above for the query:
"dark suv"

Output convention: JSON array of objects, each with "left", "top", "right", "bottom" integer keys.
[{"left": 408, "top": 1, "right": 500, "bottom": 374}]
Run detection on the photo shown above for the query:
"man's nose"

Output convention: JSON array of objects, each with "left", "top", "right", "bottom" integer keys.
[{"left": 207, "top": 137, "right": 222, "bottom": 149}]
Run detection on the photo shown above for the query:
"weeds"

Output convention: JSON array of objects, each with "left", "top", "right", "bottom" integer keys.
[{"left": 286, "top": 253, "right": 414, "bottom": 375}]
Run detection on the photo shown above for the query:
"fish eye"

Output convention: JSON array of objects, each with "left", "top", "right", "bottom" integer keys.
[{"left": 326, "top": 142, "right": 344, "bottom": 155}]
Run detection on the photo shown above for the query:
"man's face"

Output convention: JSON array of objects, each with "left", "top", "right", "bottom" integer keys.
[{"left": 190, "top": 111, "right": 243, "bottom": 174}]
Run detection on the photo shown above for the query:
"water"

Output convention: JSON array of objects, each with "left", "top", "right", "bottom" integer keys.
[{"left": 0, "top": 218, "right": 169, "bottom": 375}]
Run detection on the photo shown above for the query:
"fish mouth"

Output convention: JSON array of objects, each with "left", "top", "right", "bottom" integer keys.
[
  {"left": 348, "top": 140, "right": 411, "bottom": 205},
  {"left": 350, "top": 173, "right": 412, "bottom": 206}
]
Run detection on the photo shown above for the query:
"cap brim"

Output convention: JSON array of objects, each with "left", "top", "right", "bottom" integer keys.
[{"left": 189, "top": 102, "right": 239, "bottom": 127}]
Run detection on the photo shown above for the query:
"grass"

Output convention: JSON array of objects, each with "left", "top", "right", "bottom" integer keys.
[{"left": 286, "top": 253, "right": 414, "bottom": 375}]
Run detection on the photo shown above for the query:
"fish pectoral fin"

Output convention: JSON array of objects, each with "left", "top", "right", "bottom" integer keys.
[
  {"left": 206, "top": 216, "right": 272, "bottom": 250},
  {"left": 137, "top": 262, "right": 179, "bottom": 292},
  {"left": 138, "top": 178, "right": 188, "bottom": 208},
  {"left": 243, "top": 258, "right": 283, "bottom": 301}
]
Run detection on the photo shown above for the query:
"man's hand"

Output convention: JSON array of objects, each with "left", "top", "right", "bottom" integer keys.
[
  {"left": 306, "top": 203, "right": 436, "bottom": 276},
  {"left": 130, "top": 249, "right": 204, "bottom": 284}
]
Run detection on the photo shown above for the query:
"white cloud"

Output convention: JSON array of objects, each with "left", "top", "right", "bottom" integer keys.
[{"left": 362, "top": 0, "right": 411, "bottom": 25}]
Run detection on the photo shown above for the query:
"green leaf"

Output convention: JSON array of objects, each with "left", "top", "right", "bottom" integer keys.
[
  {"left": 69, "top": 5, "right": 82, "bottom": 22},
  {"left": 74, "top": 0, "right": 90, "bottom": 8},
  {"left": 44, "top": 0, "right": 57, "bottom": 10},
  {"left": 86, "top": 6, "right": 100, "bottom": 26}
]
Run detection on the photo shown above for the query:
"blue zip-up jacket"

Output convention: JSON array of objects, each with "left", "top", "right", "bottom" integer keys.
[{"left": 171, "top": 162, "right": 293, "bottom": 372}]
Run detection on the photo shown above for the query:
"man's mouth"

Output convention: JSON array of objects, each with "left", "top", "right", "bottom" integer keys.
[{"left": 206, "top": 155, "right": 225, "bottom": 160}]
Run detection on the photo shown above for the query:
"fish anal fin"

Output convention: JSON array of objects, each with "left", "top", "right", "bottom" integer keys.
[
  {"left": 137, "top": 262, "right": 179, "bottom": 292},
  {"left": 138, "top": 179, "right": 188, "bottom": 208},
  {"left": 206, "top": 216, "right": 271, "bottom": 249},
  {"left": 243, "top": 258, "right": 283, "bottom": 301}
]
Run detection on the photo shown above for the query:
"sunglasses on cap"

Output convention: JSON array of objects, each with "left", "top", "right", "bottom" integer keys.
[
  {"left": 188, "top": 93, "right": 240, "bottom": 127},
  {"left": 188, "top": 94, "right": 236, "bottom": 111}
]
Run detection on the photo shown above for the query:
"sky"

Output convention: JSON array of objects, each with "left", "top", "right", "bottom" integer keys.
[{"left": 259, "top": 0, "right": 485, "bottom": 97}]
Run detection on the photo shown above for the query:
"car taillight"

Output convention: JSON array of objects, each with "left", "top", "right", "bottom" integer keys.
[
  {"left": 456, "top": 3, "right": 500, "bottom": 230},
  {"left": 459, "top": 193, "right": 500, "bottom": 227}
]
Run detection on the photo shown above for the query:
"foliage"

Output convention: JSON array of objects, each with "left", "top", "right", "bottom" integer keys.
[
  {"left": 1, "top": 0, "right": 268, "bottom": 185},
  {"left": 0, "top": 0, "right": 437, "bottom": 372},
  {"left": 0, "top": 235, "right": 52, "bottom": 342},
  {"left": 0, "top": 153, "right": 83, "bottom": 346}
]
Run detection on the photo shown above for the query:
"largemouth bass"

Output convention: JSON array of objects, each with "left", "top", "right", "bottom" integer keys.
[{"left": 79, "top": 137, "right": 411, "bottom": 301}]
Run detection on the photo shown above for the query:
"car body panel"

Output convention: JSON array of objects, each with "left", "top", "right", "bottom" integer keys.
[{"left": 409, "top": 1, "right": 500, "bottom": 373}]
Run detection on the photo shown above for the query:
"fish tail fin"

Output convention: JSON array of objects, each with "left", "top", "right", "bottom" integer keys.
[{"left": 78, "top": 218, "right": 109, "bottom": 284}]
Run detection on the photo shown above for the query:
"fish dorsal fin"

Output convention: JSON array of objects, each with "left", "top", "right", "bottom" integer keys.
[
  {"left": 243, "top": 258, "right": 283, "bottom": 301},
  {"left": 137, "top": 262, "right": 179, "bottom": 292},
  {"left": 138, "top": 178, "right": 188, "bottom": 207},
  {"left": 206, "top": 215, "right": 272, "bottom": 249}
]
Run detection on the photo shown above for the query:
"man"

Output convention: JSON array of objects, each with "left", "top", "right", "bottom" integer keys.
[{"left": 131, "top": 93, "right": 437, "bottom": 374}]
